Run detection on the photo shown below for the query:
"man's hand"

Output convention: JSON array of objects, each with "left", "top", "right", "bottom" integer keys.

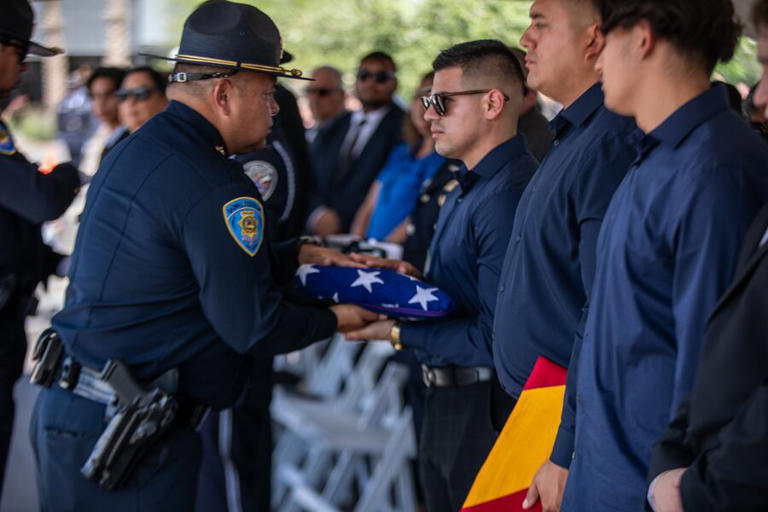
[
  {"left": 649, "top": 468, "right": 685, "bottom": 512},
  {"left": 330, "top": 304, "right": 381, "bottom": 333},
  {"left": 523, "top": 460, "right": 569, "bottom": 512},
  {"left": 299, "top": 244, "right": 365, "bottom": 268},
  {"left": 348, "top": 253, "right": 423, "bottom": 279},
  {"left": 344, "top": 319, "right": 396, "bottom": 341},
  {"left": 310, "top": 209, "right": 342, "bottom": 237}
]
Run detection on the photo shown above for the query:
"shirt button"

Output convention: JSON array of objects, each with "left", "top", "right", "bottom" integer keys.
[
  {"left": 457, "top": 197, "right": 463, "bottom": 203},
  {"left": 515, "top": 235, "right": 521, "bottom": 243},
  {"left": 499, "top": 285, "right": 505, "bottom": 293},
  {"left": 492, "top": 333, "right": 496, "bottom": 342},
  {"left": 553, "top": 139, "right": 560, "bottom": 146}
]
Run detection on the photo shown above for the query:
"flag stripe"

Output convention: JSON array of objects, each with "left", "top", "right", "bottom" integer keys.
[
  {"left": 523, "top": 357, "right": 567, "bottom": 391},
  {"left": 462, "top": 488, "right": 541, "bottom": 512},
  {"left": 462, "top": 356, "right": 567, "bottom": 510}
]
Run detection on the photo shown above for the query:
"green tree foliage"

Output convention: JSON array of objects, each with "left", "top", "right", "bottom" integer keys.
[{"left": 166, "top": 0, "right": 761, "bottom": 99}]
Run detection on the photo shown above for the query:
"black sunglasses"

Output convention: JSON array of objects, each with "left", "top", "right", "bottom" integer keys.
[
  {"left": 115, "top": 86, "right": 156, "bottom": 103},
  {"left": 305, "top": 86, "right": 341, "bottom": 97},
  {"left": 421, "top": 89, "right": 510, "bottom": 116},
  {"left": 356, "top": 69, "right": 395, "bottom": 84},
  {"left": 1, "top": 37, "right": 29, "bottom": 64}
]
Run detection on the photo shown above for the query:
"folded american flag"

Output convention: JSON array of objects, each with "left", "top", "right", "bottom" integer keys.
[{"left": 294, "top": 265, "right": 455, "bottom": 318}]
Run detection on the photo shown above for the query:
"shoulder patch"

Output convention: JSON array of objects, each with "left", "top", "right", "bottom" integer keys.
[
  {"left": 222, "top": 196, "right": 265, "bottom": 257},
  {"left": 0, "top": 126, "right": 17, "bottom": 156},
  {"left": 242, "top": 160, "right": 278, "bottom": 201}
]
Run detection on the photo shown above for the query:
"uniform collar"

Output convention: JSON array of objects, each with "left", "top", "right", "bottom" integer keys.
[
  {"left": 456, "top": 135, "right": 528, "bottom": 192},
  {"left": 165, "top": 100, "right": 229, "bottom": 156},
  {"left": 549, "top": 82, "right": 604, "bottom": 137}
]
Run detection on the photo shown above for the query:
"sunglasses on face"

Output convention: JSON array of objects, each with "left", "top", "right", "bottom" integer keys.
[
  {"left": 115, "top": 86, "right": 156, "bottom": 103},
  {"left": 305, "top": 86, "right": 341, "bottom": 97},
  {"left": 1, "top": 37, "right": 28, "bottom": 64},
  {"left": 421, "top": 89, "right": 510, "bottom": 116},
  {"left": 356, "top": 69, "right": 395, "bottom": 84}
]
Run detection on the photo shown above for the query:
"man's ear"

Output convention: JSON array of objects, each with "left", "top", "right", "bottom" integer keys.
[
  {"left": 485, "top": 88, "right": 508, "bottom": 120},
  {"left": 635, "top": 19, "right": 656, "bottom": 60},
  {"left": 585, "top": 22, "right": 606, "bottom": 62},
  {"left": 211, "top": 79, "right": 234, "bottom": 116}
]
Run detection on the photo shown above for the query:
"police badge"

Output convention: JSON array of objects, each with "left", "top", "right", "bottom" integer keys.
[
  {"left": 242, "top": 160, "right": 278, "bottom": 201},
  {"left": 222, "top": 196, "right": 265, "bottom": 256}
]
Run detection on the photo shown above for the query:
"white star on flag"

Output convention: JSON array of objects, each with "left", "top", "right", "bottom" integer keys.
[
  {"left": 408, "top": 286, "right": 439, "bottom": 311},
  {"left": 296, "top": 264, "right": 320, "bottom": 286},
  {"left": 332, "top": 292, "right": 340, "bottom": 303},
  {"left": 350, "top": 269, "right": 384, "bottom": 293}
]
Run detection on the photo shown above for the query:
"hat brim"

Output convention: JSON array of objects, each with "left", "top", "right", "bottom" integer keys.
[
  {"left": 139, "top": 52, "right": 313, "bottom": 81},
  {"left": 28, "top": 41, "right": 63, "bottom": 57}
]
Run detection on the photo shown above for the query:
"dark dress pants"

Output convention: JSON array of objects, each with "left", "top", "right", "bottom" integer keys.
[
  {"left": 418, "top": 377, "right": 515, "bottom": 512},
  {"left": 0, "top": 313, "right": 27, "bottom": 502}
]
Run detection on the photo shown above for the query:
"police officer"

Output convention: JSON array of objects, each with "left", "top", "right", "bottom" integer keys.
[
  {"left": 0, "top": 0, "right": 80, "bottom": 500},
  {"left": 30, "top": 2, "right": 376, "bottom": 509},
  {"left": 196, "top": 83, "right": 307, "bottom": 512}
]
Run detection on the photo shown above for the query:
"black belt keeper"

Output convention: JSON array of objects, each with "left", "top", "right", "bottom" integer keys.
[{"left": 421, "top": 364, "right": 494, "bottom": 388}]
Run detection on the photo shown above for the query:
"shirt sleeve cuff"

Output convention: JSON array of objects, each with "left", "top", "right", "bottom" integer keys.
[
  {"left": 400, "top": 322, "right": 427, "bottom": 350},
  {"left": 550, "top": 425, "right": 575, "bottom": 468}
]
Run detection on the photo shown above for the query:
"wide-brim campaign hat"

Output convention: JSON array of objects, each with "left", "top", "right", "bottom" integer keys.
[
  {"left": 141, "top": 1, "right": 310, "bottom": 81},
  {"left": 1, "top": 0, "right": 63, "bottom": 57}
]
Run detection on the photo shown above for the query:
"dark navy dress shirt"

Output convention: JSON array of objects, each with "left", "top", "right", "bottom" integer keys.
[
  {"left": 492, "top": 85, "right": 636, "bottom": 410},
  {"left": 52, "top": 101, "right": 337, "bottom": 408},
  {"left": 561, "top": 86, "right": 768, "bottom": 511},
  {"left": 400, "top": 136, "right": 537, "bottom": 367}
]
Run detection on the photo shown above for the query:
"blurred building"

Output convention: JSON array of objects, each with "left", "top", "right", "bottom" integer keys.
[{"left": 21, "top": 0, "right": 174, "bottom": 107}]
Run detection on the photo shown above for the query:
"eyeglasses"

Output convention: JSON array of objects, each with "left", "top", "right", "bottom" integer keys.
[
  {"left": 115, "top": 86, "right": 156, "bottom": 103},
  {"left": 1, "top": 37, "right": 29, "bottom": 64},
  {"left": 356, "top": 69, "right": 395, "bottom": 84},
  {"left": 305, "top": 86, "right": 342, "bottom": 97},
  {"left": 421, "top": 89, "right": 510, "bottom": 116}
]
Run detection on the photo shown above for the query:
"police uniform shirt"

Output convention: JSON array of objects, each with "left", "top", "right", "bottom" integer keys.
[
  {"left": 52, "top": 101, "right": 336, "bottom": 407},
  {"left": 399, "top": 136, "right": 537, "bottom": 367},
  {"left": 0, "top": 120, "right": 79, "bottom": 313}
]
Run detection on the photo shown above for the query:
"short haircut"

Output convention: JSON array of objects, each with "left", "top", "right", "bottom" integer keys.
[
  {"left": 754, "top": 0, "right": 768, "bottom": 32},
  {"left": 359, "top": 51, "right": 397, "bottom": 73},
  {"left": 124, "top": 66, "right": 168, "bottom": 95},
  {"left": 597, "top": 0, "right": 742, "bottom": 74},
  {"left": 311, "top": 65, "right": 343, "bottom": 87},
  {"left": 86, "top": 67, "right": 126, "bottom": 92},
  {"left": 432, "top": 39, "right": 526, "bottom": 96}
]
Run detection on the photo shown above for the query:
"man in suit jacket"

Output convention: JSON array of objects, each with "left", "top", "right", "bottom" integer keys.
[{"left": 308, "top": 51, "right": 404, "bottom": 235}]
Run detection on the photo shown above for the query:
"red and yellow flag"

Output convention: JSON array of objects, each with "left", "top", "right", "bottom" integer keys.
[{"left": 462, "top": 356, "right": 567, "bottom": 512}]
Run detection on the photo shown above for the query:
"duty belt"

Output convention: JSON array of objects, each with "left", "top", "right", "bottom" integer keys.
[{"left": 421, "top": 364, "right": 494, "bottom": 388}]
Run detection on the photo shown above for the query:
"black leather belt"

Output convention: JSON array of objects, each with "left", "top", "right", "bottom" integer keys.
[{"left": 421, "top": 364, "right": 494, "bottom": 388}]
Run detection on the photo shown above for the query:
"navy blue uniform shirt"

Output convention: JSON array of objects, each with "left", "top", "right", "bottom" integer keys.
[
  {"left": 0, "top": 120, "right": 79, "bottom": 311},
  {"left": 52, "top": 101, "right": 337, "bottom": 408},
  {"left": 492, "top": 84, "right": 635, "bottom": 411},
  {"left": 400, "top": 136, "right": 537, "bottom": 367},
  {"left": 561, "top": 85, "right": 768, "bottom": 511}
]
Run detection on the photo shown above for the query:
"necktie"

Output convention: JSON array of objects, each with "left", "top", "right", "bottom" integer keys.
[{"left": 337, "top": 117, "right": 367, "bottom": 180}]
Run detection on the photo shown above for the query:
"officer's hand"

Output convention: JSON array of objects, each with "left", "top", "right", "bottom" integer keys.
[
  {"left": 348, "top": 253, "right": 423, "bottom": 279},
  {"left": 522, "top": 460, "right": 568, "bottom": 512},
  {"left": 299, "top": 244, "right": 366, "bottom": 268},
  {"left": 311, "top": 209, "right": 342, "bottom": 237},
  {"left": 344, "top": 319, "right": 396, "bottom": 341},
  {"left": 649, "top": 468, "right": 685, "bottom": 512},
  {"left": 331, "top": 304, "right": 383, "bottom": 333}
]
